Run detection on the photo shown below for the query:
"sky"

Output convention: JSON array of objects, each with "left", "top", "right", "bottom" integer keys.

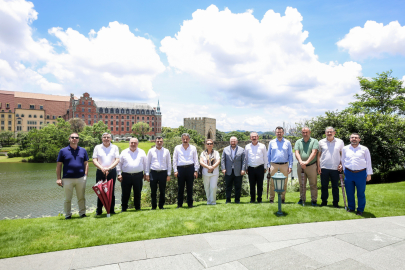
[{"left": 1, "top": 0, "right": 405, "bottom": 131}]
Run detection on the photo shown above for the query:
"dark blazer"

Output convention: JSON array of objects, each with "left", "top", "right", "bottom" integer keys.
[{"left": 221, "top": 145, "right": 246, "bottom": 176}]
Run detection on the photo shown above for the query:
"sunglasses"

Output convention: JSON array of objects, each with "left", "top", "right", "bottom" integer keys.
[
  {"left": 206, "top": 143, "right": 213, "bottom": 145},
  {"left": 70, "top": 136, "right": 79, "bottom": 139}
]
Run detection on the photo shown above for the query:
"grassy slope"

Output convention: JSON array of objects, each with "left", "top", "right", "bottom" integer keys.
[{"left": 1, "top": 182, "right": 404, "bottom": 259}]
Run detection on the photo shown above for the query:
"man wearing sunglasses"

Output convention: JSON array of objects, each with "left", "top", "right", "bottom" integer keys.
[{"left": 56, "top": 133, "right": 89, "bottom": 219}]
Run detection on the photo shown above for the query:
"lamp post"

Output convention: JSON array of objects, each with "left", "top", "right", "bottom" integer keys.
[{"left": 272, "top": 169, "right": 286, "bottom": 216}]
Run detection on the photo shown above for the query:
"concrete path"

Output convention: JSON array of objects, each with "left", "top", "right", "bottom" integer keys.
[{"left": 1, "top": 216, "right": 405, "bottom": 270}]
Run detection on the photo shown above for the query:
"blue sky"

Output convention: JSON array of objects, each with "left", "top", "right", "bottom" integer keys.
[{"left": 1, "top": 0, "right": 404, "bottom": 131}]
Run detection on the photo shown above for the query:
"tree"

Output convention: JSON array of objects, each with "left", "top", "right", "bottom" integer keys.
[
  {"left": 224, "top": 131, "right": 249, "bottom": 142},
  {"left": 69, "top": 118, "right": 86, "bottom": 133},
  {"left": 216, "top": 129, "right": 225, "bottom": 141},
  {"left": 350, "top": 70, "right": 405, "bottom": 115},
  {"left": 0, "top": 131, "right": 15, "bottom": 147},
  {"left": 132, "top": 122, "right": 151, "bottom": 139}
]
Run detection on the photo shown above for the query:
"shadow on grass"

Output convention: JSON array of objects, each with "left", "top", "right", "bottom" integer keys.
[
  {"left": 362, "top": 212, "right": 376, "bottom": 218},
  {"left": 273, "top": 211, "right": 289, "bottom": 217}
]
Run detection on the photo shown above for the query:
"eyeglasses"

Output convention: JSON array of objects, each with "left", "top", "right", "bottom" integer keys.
[
  {"left": 206, "top": 143, "right": 213, "bottom": 145},
  {"left": 102, "top": 137, "right": 110, "bottom": 139},
  {"left": 70, "top": 136, "right": 79, "bottom": 139}
]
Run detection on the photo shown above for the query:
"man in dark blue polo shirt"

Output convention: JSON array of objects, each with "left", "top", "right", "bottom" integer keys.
[{"left": 56, "top": 133, "right": 89, "bottom": 219}]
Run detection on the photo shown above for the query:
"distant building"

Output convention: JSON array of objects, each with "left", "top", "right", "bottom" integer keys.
[
  {"left": 184, "top": 117, "right": 216, "bottom": 140},
  {"left": 0, "top": 90, "right": 162, "bottom": 140}
]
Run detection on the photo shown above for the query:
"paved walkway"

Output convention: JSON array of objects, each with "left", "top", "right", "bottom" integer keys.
[{"left": 1, "top": 216, "right": 405, "bottom": 270}]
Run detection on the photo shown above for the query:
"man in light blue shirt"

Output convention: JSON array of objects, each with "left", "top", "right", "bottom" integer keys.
[{"left": 267, "top": 126, "right": 293, "bottom": 203}]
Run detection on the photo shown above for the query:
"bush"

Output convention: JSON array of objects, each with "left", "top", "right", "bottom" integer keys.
[
  {"left": 19, "top": 150, "right": 30, "bottom": 157},
  {"left": 370, "top": 169, "right": 405, "bottom": 184},
  {"left": 7, "top": 149, "right": 20, "bottom": 158}
]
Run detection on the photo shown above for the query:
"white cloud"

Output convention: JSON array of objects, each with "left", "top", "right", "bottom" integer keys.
[
  {"left": 337, "top": 20, "right": 405, "bottom": 60},
  {"left": 0, "top": 0, "right": 165, "bottom": 99},
  {"left": 160, "top": 5, "right": 362, "bottom": 114}
]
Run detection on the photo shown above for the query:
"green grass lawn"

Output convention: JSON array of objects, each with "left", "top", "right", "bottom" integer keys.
[
  {"left": 0, "top": 156, "right": 32, "bottom": 163},
  {"left": 1, "top": 181, "right": 404, "bottom": 259}
]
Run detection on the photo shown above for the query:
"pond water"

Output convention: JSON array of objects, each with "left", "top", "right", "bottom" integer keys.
[{"left": 0, "top": 163, "right": 122, "bottom": 219}]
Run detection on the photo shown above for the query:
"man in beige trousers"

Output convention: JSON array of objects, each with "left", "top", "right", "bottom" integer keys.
[{"left": 295, "top": 127, "right": 319, "bottom": 206}]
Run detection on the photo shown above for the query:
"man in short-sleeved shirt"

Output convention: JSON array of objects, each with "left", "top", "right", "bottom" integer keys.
[
  {"left": 295, "top": 127, "right": 319, "bottom": 206},
  {"left": 56, "top": 133, "right": 89, "bottom": 219},
  {"left": 317, "top": 127, "right": 344, "bottom": 208}
]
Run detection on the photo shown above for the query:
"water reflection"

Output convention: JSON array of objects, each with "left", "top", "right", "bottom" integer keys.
[{"left": 0, "top": 163, "right": 122, "bottom": 219}]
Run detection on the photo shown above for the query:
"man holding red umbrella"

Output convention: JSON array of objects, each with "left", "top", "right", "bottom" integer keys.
[{"left": 92, "top": 132, "right": 120, "bottom": 215}]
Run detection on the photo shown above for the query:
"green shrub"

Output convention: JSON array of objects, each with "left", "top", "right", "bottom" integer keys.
[
  {"left": 7, "top": 150, "right": 20, "bottom": 158},
  {"left": 19, "top": 150, "right": 30, "bottom": 157}
]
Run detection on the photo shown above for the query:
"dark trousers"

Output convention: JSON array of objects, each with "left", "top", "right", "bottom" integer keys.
[
  {"left": 345, "top": 169, "right": 367, "bottom": 212},
  {"left": 177, "top": 165, "right": 195, "bottom": 207},
  {"left": 121, "top": 172, "right": 143, "bottom": 210},
  {"left": 248, "top": 165, "right": 265, "bottom": 202},
  {"left": 150, "top": 170, "right": 167, "bottom": 209},
  {"left": 96, "top": 168, "right": 116, "bottom": 214},
  {"left": 225, "top": 169, "right": 242, "bottom": 203},
  {"left": 320, "top": 168, "right": 340, "bottom": 205}
]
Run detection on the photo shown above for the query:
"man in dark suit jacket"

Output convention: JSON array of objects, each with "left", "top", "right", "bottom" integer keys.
[{"left": 221, "top": 136, "right": 246, "bottom": 203}]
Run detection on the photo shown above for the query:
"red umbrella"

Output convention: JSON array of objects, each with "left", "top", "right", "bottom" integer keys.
[
  {"left": 301, "top": 168, "right": 306, "bottom": 206},
  {"left": 92, "top": 179, "right": 114, "bottom": 217}
]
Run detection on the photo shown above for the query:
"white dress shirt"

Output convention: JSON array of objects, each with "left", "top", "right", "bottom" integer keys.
[
  {"left": 341, "top": 144, "right": 373, "bottom": 175},
  {"left": 117, "top": 148, "right": 147, "bottom": 175},
  {"left": 245, "top": 142, "right": 268, "bottom": 169},
  {"left": 318, "top": 138, "right": 344, "bottom": 170},
  {"left": 200, "top": 150, "right": 220, "bottom": 176},
  {"left": 92, "top": 143, "right": 120, "bottom": 167},
  {"left": 145, "top": 147, "right": 171, "bottom": 176},
  {"left": 173, "top": 144, "right": 199, "bottom": 172}
]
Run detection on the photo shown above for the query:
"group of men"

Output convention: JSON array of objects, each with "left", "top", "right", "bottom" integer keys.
[{"left": 56, "top": 126, "right": 372, "bottom": 219}]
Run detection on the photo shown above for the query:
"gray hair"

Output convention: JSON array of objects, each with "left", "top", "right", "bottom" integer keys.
[
  {"left": 181, "top": 133, "right": 190, "bottom": 139},
  {"left": 302, "top": 127, "right": 311, "bottom": 131},
  {"left": 102, "top": 132, "right": 112, "bottom": 138},
  {"left": 325, "top": 126, "right": 335, "bottom": 132},
  {"left": 250, "top": 132, "right": 258, "bottom": 136},
  {"left": 229, "top": 136, "right": 238, "bottom": 142}
]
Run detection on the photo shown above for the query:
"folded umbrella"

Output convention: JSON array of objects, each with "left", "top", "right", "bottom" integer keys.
[
  {"left": 339, "top": 173, "right": 347, "bottom": 210},
  {"left": 92, "top": 181, "right": 107, "bottom": 212},
  {"left": 301, "top": 168, "right": 305, "bottom": 206},
  {"left": 102, "top": 179, "right": 114, "bottom": 217}
]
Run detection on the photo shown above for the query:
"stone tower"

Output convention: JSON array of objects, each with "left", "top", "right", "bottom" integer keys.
[{"left": 184, "top": 117, "right": 216, "bottom": 140}]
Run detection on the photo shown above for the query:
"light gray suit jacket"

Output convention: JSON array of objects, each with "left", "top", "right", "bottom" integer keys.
[{"left": 221, "top": 145, "right": 246, "bottom": 176}]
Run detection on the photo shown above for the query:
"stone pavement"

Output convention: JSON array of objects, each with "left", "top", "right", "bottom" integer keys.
[{"left": 1, "top": 216, "right": 405, "bottom": 270}]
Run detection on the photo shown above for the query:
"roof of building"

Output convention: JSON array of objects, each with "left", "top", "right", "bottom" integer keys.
[
  {"left": 95, "top": 101, "right": 154, "bottom": 110},
  {"left": 0, "top": 90, "right": 15, "bottom": 95},
  {"left": 13, "top": 91, "right": 71, "bottom": 102}
]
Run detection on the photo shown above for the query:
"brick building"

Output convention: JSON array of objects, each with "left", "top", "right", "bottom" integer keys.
[{"left": 0, "top": 90, "right": 162, "bottom": 140}]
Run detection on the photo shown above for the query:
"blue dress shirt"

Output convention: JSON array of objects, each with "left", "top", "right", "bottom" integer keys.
[{"left": 267, "top": 138, "right": 293, "bottom": 168}]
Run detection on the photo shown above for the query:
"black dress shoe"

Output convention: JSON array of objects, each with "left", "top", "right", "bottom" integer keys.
[
  {"left": 188, "top": 205, "right": 193, "bottom": 208},
  {"left": 311, "top": 201, "right": 317, "bottom": 206},
  {"left": 320, "top": 202, "right": 327, "bottom": 207},
  {"left": 151, "top": 208, "right": 156, "bottom": 210},
  {"left": 121, "top": 209, "right": 127, "bottom": 212},
  {"left": 333, "top": 204, "right": 340, "bottom": 208},
  {"left": 176, "top": 206, "right": 181, "bottom": 208},
  {"left": 235, "top": 201, "right": 240, "bottom": 204},
  {"left": 347, "top": 209, "right": 355, "bottom": 213},
  {"left": 65, "top": 216, "right": 71, "bottom": 220},
  {"left": 80, "top": 214, "right": 87, "bottom": 218},
  {"left": 297, "top": 200, "right": 303, "bottom": 205},
  {"left": 282, "top": 199, "right": 285, "bottom": 204},
  {"left": 250, "top": 201, "right": 255, "bottom": 204},
  {"left": 110, "top": 211, "right": 116, "bottom": 214},
  {"left": 356, "top": 211, "right": 363, "bottom": 216},
  {"left": 269, "top": 200, "right": 274, "bottom": 203}
]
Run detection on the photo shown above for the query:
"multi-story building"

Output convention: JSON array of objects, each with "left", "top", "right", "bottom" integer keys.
[
  {"left": 0, "top": 90, "right": 162, "bottom": 140},
  {"left": 66, "top": 93, "right": 162, "bottom": 140}
]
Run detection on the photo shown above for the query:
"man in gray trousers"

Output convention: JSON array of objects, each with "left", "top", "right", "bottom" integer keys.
[{"left": 221, "top": 136, "right": 246, "bottom": 204}]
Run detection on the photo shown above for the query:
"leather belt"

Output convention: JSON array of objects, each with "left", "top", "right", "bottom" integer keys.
[
  {"left": 346, "top": 168, "right": 366, "bottom": 173},
  {"left": 273, "top": 162, "right": 287, "bottom": 165},
  {"left": 178, "top": 164, "right": 194, "bottom": 168},
  {"left": 151, "top": 169, "right": 167, "bottom": 173},
  {"left": 122, "top": 171, "right": 143, "bottom": 175},
  {"left": 306, "top": 162, "right": 316, "bottom": 167},
  {"left": 249, "top": 164, "right": 264, "bottom": 169}
]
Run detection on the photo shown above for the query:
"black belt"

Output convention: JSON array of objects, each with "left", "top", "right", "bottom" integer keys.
[
  {"left": 151, "top": 169, "right": 168, "bottom": 173},
  {"left": 249, "top": 164, "right": 264, "bottom": 169},
  {"left": 122, "top": 171, "right": 143, "bottom": 176},
  {"left": 273, "top": 162, "right": 287, "bottom": 165},
  {"left": 346, "top": 168, "right": 366, "bottom": 173},
  {"left": 306, "top": 162, "right": 316, "bottom": 167},
  {"left": 178, "top": 164, "right": 194, "bottom": 168}
]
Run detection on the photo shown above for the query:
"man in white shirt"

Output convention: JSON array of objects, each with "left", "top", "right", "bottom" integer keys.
[
  {"left": 245, "top": 132, "right": 268, "bottom": 203},
  {"left": 92, "top": 133, "right": 120, "bottom": 215},
  {"left": 117, "top": 138, "right": 147, "bottom": 211},
  {"left": 145, "top": 136, "right": 171, "bottom": 210},
  {"left": 341, "top": 133, "right": 373, "bottom": 216},
  {"left": 173, "top": 133, "right": 199, "bottom": 208},
  {"left": 317, "top": 127, "right": 344, "bottom": 208}
]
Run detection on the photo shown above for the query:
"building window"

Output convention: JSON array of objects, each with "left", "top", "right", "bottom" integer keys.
[
  {"left": 88, "top": 115, "right": 91, "bottom": 118},
  {"left": 151, "top": 110, "right": 154, "bottom": 115},
  {"left": 121, "top": 109, "right": 124, "bottom": 114},
  {"left": 126, "top": 122, "right": 129, "bottom": 126},
  {"left": 116, "top": 127, "right": 118, "bottom": 131},
  {"left": 88, "top": 120, "right": 91, "bottom": 125},
  {"left": 110, "top": 108, "right": 114, "bottom": 113},
  {"left": 16, "top": 114, "right": 19, "bottom": 117},
  {"left": 94, "top": 115, "right": 97, "bottom": 118},
  {"left": 82, "top": 108, "right": 84, "bottom": 112},
  {"left": 29, "top": 115, "right": 32, "bottom": 118},
  {"left": 126, "top": 127, "right": 129, "bottom": 131},
  {"left": 105, "top": 115, "right": 108, "bottom": 119},
  {"left": 111, "top": 126, "right": 113, "bottom": 130},
  {"left": 47, "top": 115, "right": 50, "bottom": 119},
  {"left": 17, "top": 126, "right": 22, "bottom": 131},
  {"left": 0, "top": 114, "right": 3, "bottom": 118},
  {"left": 147, "top": 117, "right": 149, "bottom": 120},
  {"left": 40, "top": 122, "right": 43, "bottom": 125},
  {"left": 105, "top": 121, "right": 108, "bottom": 124},
  {"left": 110, "top": 121, "right": 113, "bottom": 125},
  {"left": 29, "top": 105, "right": 34, "bottom": 109},
  {"left": 126, "top": 109, "right": 129, "bottom": 114},
  {"left": 136, "top": 110, "right": 140, "bottom": 114},
  {"left": 40, "top": 115, "right": 43, "bottom": 118},
  {"left": 115, "top": 108, "right": 119, "bottom": 114},
  {"left": 1, "top": 121, "right": 4, "bottom": 125},
  {"left": 88, "top": 108, "right": 91, "bottom": 112},
  {"left": 131, "top": 109, "right": 135, "bottom": 114},
  {"left": 88, "top": 101, "right": 91, "bottom": 105},
  {"left": 116, "top": 120, "right": 119, "bottom": 125},
  {"left": 47, "top": 122, "right": 49, "bottom": 124},
  {"left": 137, "top": 117, "right": 139, "bottom": 120},
  {"left": 142, "top": 117, "right": 144, "bottom": 120},
  {"left": 40, "top": 105, "right": 43, "bottom": 110},
  {"left": 146, "top": 110, "right": 149, "bottom": 114},
  {"left": 75, "top": 114, "right": 78, "bottom": 117},
  {"left": 99, "top": 108, "right": 103, "bottom": 113},
  {"left": 117, "top": 116, "right": 120, "bottom": 119},
  {"left": 82, "top": 114, "right": 84, "bottom": 118},
  {"left": 53, "top": 116, "right": 56, "bottom": 119},
  {"left": 141, "top": 110, "right": 145, "bottom": 114},
  {"left": 53, "top": 122, "right": 55, "bottom": 124},
  {"left": 126, "top": 116, "right": 129, "bottom": 119},
  {"left": 121, "top": 127, "right": 124, "bottom": 131},
  {"left": 34, "top": 115, "right": 37, "bottom": 118},
  {"left": 132, "top": 116, "right": 134, "bottom": 119},
  {"left": 6, "top": 103, "right": 10, "bottom": 109},
  {"left": 152, "top": 128, "right": 154, "bottom": 131},
  {"left": 17, "top": 120, "right": 21, "bottom": 124},
  {"left": 21, "top": 114, "right": 24, "bottom": 117},
  {"left": 152, "top": 122, "right": 154, "bottom": 126},
  {"left": 82, "top": 101, "right": 85, "bottom": 105},
  {"left": 111, "top": 116, "right": 114, "bottom": 119},
  {"left": 18, "top": 104, "right": 21, "bottom": 108}
]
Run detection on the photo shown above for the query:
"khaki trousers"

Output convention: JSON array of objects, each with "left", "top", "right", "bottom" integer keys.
[
  {"left": 270, "top": 163, "right": 289, "bottom": 201},
  {"left": 297, "top": 163, "right": 318, "bottom": 202},
  {"left": 63, "top": 176, "right": 87, "bottom": 217}
]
